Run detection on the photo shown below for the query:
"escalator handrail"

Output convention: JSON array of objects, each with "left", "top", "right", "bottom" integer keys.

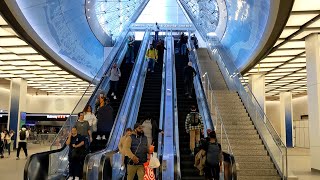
[
  {"left": 23, "top": 144, "right": 67, "bottom": 180},
  {"left": 98, "top": 32, "right": 151, "bottom": 180},
  {"left": 49, "top": 28, "right": 131, "bottom": 151},
  {"left": 83, "top": 31, "right": 151, "bottom": 180},
  {"left": 172, "top": 36, "right": 181, "bottom": 180}
]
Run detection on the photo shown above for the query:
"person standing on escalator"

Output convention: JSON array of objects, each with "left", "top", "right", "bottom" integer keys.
[
  {"left": 126, "top": 36, "right": 135, "bottom": 64},
  {"left": 95, "top": 94, "right": 114, "bottom": 143},
  {"left": 66, "top": 127, "right": 85, "bottom": 180},
  {"left": 146, "top": 44, "right": 158, "bottom": 73},
  {"left": 109, "top": 63, "right": 121, "bottom": 100},
  {"left": 184, "top": 61, "right": 197, "bottom": 99},
  {"left": 75, "top": 112, "right": 92, "bottom": 152},
  {"left": 185, "top": 105, "right": 204, "bottom": 156}
]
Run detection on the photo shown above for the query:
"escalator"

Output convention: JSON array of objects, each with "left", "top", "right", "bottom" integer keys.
[
  {"left": 23, "top": 31, "right": 141, "bottom": 180},
  {"left": 175, "top": 51, "right": 203, "bottom": 180},
  {"left": 90, "top": 41, "right": 141, "bottom": 152}
]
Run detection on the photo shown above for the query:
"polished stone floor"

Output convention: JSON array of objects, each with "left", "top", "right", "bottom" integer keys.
[
  {"left": 288, "top": 147, "right": 320, "bottom": 180},
  {"left": 0, "top": 143, "right": 50, "bottom": 180},
  {"left": 0, "top": 144, "right": 319, "bottom": 179}
]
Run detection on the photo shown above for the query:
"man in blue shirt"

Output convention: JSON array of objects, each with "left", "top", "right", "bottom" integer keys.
[{"left": 66, "top": 127, "right": 85, "bottom": 180}]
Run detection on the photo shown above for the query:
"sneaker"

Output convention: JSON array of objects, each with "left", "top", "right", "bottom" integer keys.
[
  {"left": 191, "top": 152, "right": 194, "bottom": 156},
  {"left": 67, "top": 177, "right": 73, "bottom": 180},
  {"left": 148, "top": 69, "right": 150, "bottom": 72},
  {"left": 96, "top": 135, "right": 101, "bottom": 140},
  {"left": 111, "top": 92, "right": 114, "bottom": 96},
  {"left": 188, "top": 95, "right": 192, "bottom": 99},
  {"left": 151, "top": 70, "right": 154, "bottom": 73},
  {"left": 74, "top": 177, "right": 80, "bottom": 180},
  {"left": 16, "top": 157, "right": 20, "bottom": 160},
  {"left": 102, "top": 135, "right": 106, "bottom": 140},
  {"left": 113, "top": 96, "right": 117, "bottom": 100}
]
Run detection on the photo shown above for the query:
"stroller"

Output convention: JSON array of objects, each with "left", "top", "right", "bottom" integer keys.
[{"left": 0, "top": 140, "right": 4, "bottom": 158}]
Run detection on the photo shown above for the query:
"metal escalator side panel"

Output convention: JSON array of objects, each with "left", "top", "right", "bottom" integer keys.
[
  {"left": 83, "top": 30, "right": 151, "bottom": 180},
  {"left": 161, "top": 36, "right": 176, "bottom": 180}
]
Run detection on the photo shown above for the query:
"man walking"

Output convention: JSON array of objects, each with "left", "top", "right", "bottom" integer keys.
[
  {"left": 16, "top": 125, "right": 29, "bottom": 160},
  {"left": 75, "top": 112, "right": 92, "bottom": 152},
  {"left": 185, "top": 105, "right": 204, "bottom": 156}
]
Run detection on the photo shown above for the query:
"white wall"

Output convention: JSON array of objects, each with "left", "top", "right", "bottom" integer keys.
[
  {"left": 26, "top": 95, "right": 89, "bottom": 114},
  {"left": 292, "top": 96, "right": 308, "bottom": 120},
  {"left": 266, "top": 101, "right": 281, "bottom": 135},
  {"left": 0, "top": 87, "right": 10, "bottom": 111},
  {"left": 266, "top": 95, "right": 309, "bottom": 135}
]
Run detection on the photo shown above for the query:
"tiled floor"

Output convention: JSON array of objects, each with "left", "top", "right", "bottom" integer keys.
[
  {"left": 1, "top": 144, "right": 320, "bottom": 179},
  {"left": 0, "top": 143, "right": 50, "bottom": 180},
  {"left": 288, "top": 147, "right": 320, "bottom": 180}
]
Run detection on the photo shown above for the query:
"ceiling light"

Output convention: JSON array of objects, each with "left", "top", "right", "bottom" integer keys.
[
  {"left": 278, "top": 41, "right": 305, "bottom": 49},
  {"left": 279, "top": 28, "right": 299, "bottom": 38},
  {"left": 4, "top": 47, "right": 37, "bottom": 54},
  {"left": 261, "top": 57, "right": 294, "bottom": 63},
  {"left": 0, "top": 27, "right": 14, "bottom": 36},
  {"left": 286, "top": 14, "right": 318, "bottom": 26},
  {"left": 20, "top": 55, "right": 46, "bottom": 60},
  {"left": 292, "top": 0, "right": 320, "bottom": 11},
  {"left": 0, "top": 37, "right": 27, "bottom": 46},
  {"left": 269, "top": 49, "right": 305, "bottom": 56},
  {"left": 0, "top": 16, "right": 7, "bottom": 25},
  {"left": 0, "top": 54, "right": 24, "bottom": 60},
  {"left": 292, "top": 29, "right": 320, "bottom": 40}
]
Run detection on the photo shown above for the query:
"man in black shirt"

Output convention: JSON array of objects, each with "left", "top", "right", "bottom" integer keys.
[
  {"left": 66, "top": 127, "right": 85, "bottom": 180},
  {"left": 184, "top": 61, "right": 197, "bottom": 98}
]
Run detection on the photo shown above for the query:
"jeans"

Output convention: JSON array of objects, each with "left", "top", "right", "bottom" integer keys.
[
  {"left": 16, "top": 142, "right": 28, "bottom": 158},
  {"left": 148, "top": 58, "right": 156, "bottom": 71},
  {"left": 181, "top": 44, "right": 187, "bottom": 55},
  {"left": 5, "top": 142, "right": 10, "bottom": 155},
  {"left": 126, "top": 47, "right": 135, "bottom": 63},
  {"left": 110, "top": 80, "right": 119, "bottom": 96},
  {"left": 184, "top": 79, "right": 194, "bottom": 95}
]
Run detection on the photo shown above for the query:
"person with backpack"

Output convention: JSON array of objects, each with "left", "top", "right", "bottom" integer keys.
[
  {"left": 109, "top": 63, "right": 121, "bottom": 100},
  {"left": 146, "top": 44, "right": 158, "bottom": 73},
  {"left": 124, "top": 123, "right": 149, "bottom": 180},
  {"left": 185, "top": 105, "right": 204, "bottom": 156},
  {"left": 126, "top": 36, "right": 135, "bottom": 63},
  {"left": 75, "top": 112, "right": 91, "bottom": 152},
  {"left": 16, "top": 125, "right": 29, "bottom": 160},
  {"left": 204, "top": 131, "right": 222, "bottom": 180},
  {"left": 3, "top": 130, "right": 13, "bottom": 157}
]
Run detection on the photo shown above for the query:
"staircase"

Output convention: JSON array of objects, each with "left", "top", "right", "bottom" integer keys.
[
  {"left": 175, "top": 53, "right": 202, "bottom": 180},
  {"left": 196, "top": 48, "right": 281, "bottom": 180}
]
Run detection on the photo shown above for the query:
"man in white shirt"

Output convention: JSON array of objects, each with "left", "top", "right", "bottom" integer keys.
[{"left": 16, "top": 125, "right": 29, "bottom": 160}]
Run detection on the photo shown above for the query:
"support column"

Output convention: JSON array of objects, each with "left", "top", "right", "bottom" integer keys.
[
  {"left": 279, "top": 92, "right": 293, "bottom": 148},
  {"left": 248, "top": 74, "right": 266, "bottom": 114},
  {"left": 8, "top": 78, "right": 27, "bottom": 148},
  {"left": 305, "top": 34, "right": 320, "bottom": 171}
]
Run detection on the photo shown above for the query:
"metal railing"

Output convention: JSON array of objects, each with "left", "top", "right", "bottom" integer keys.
[
  {"left": 188, "top": 40, "right": 236, "bottom": 178},
  {"left": 45, "top": 28, "right": 133, "bottom": 177},
  {"left": 206, "top": 37, "right": 288, "bottom": 178},
  {"left": 83, "top": 30, "right": 151, "bottom": 180}
]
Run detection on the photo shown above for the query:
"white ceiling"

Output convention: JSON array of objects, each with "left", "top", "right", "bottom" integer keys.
[
  {"left": 244, "top": 0, "right": 320, "bottom": 99},
  {"left": 0, "top": 15, "right": 94, "bottom": 95}
]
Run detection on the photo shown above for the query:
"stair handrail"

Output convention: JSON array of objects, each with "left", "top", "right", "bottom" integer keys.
[
  {"left": 206, "top": 37, "right": 288, "bottom": 178},
  {"left": 187, "top": 39, "right": 234, "bottom": 156}
]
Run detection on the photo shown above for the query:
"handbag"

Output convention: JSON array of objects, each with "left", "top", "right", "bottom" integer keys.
[
  {"left": 148, "top": 153, "right": 160, "bottom": 168},
  {"left": 144, "top": 162, "right": 155, "bottom": 180}
]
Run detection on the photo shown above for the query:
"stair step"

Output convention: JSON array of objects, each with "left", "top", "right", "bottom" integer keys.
[
  {"left": 237, "top": 169, "right": 278, "bottom": 176},
  {"left": 235, "top": 156, "right": 271, "bottom": 162},
  {"left": 222, "top": 144, "right": 264, "bottom": 150},
  {"left": 237, "top": 176, "right": 281, "bottom": 180},
  {"left": 238, "top": 162, "right": 275, "bottom": 169},
  {"left": 231, "top": 149, "right": 267, "bottom": 156}
]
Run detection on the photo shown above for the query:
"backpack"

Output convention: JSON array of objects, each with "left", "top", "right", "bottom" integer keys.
[
  {"left": 190, "top": 112, "right": 200, "bottom": 126},
  {"left": 20, "top": 130, "right": 26, "bottom": 140},
  {"left": 206, "top": 142, "right": 221, "bottom": 166}
]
